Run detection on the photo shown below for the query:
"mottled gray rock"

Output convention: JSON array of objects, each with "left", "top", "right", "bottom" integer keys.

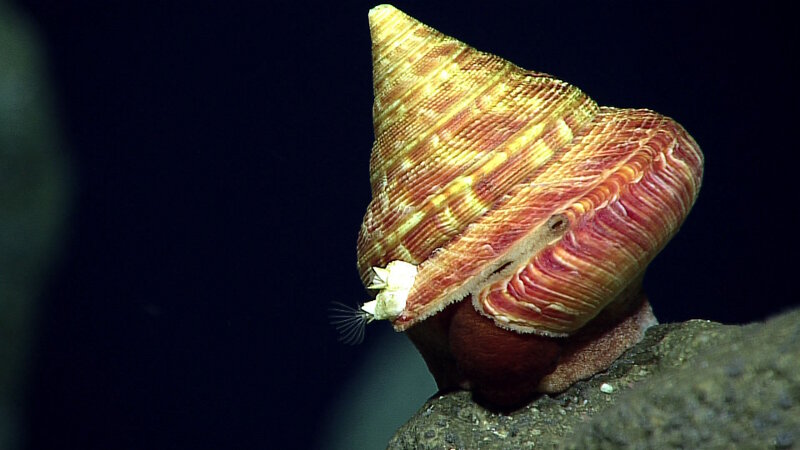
[{"left": 389, "top": 308, "right": 800, "bottom": 449}]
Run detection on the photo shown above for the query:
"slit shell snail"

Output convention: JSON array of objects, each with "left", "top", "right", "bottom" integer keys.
[{"left": 351, "top": 4, "right": 703, "bottom": 407}]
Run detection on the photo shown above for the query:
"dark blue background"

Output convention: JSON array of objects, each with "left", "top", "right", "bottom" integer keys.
[{"left": 16, "top": 1, "right": 797, "bottom": 448}]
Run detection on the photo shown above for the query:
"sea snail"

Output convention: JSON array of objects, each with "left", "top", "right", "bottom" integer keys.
[{"left": 337, "top": 4, "right": 703, "bottom": 407}]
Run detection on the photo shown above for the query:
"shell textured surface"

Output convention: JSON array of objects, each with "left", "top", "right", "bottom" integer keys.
[{"left": 357, "top": 5, "right": 703, "bottom": 335}]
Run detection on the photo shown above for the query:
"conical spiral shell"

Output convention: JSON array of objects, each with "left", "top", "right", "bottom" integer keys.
[{"left": 357, "top": 5, "right": 703, "bottom": 335}]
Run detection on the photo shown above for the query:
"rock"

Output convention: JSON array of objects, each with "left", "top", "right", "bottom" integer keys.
[{"left": 388, "top": 308, "right": 800, "bottom": 449}]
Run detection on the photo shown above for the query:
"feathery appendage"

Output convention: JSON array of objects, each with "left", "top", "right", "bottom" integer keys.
[{"left": 329, "top": 301, "right": 373, "bottom": 345}]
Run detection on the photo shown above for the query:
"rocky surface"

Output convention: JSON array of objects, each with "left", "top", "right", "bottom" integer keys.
[{"left": 388, "top": 308, "right": 800, "bottom": 449}]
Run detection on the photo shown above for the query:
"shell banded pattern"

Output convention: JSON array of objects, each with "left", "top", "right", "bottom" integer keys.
[{"left": 356, "top": 5, "right": 703, "bottom": 335}]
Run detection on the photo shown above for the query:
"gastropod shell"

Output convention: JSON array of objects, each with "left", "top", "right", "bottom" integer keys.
[{"left": 338, "top": 4, "right": 703, "bottom": 408}]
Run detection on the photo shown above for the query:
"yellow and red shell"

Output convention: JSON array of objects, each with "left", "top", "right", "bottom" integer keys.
[{"left": 356, "top": 5, "right": 703, "bottom": 336}]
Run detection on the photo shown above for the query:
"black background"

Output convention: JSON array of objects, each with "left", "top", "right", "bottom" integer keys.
[{"left": 14, "top": 1, "right": 798, "bottom": 449}]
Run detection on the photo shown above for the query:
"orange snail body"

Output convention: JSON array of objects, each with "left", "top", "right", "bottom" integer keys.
[{"left": 354, "top": 5, "right": 703, "bottom": 408}]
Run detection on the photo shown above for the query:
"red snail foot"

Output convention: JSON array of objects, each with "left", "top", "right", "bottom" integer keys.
[
  {"left": 538, "top": 289, "right": 656, "bottom": 393},
  {"left": 449, "top": 299, "right": 561, "bottom": 408},
  {"left": 406, "top": 277, "right": 655, "bottom": 408}
]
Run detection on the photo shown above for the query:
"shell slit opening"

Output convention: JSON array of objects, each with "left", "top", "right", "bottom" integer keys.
[
  {"left": 406, "top": 213, "right": 572, "bottom": 333},
  {"left": 489, "top": 260, "right": 513, "bottom": 277}
]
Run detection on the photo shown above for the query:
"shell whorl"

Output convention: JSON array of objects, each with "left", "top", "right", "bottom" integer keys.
[{"left": 357, "top": 5, "right": 703, "bottom": 335}]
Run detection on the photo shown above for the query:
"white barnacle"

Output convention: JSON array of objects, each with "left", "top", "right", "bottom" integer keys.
[
  {"left": 362, "top": 260, "right": 417, "bottom": 320},
  {"left": 330, "top": 260, "right": 417, "bottom": 344}
]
